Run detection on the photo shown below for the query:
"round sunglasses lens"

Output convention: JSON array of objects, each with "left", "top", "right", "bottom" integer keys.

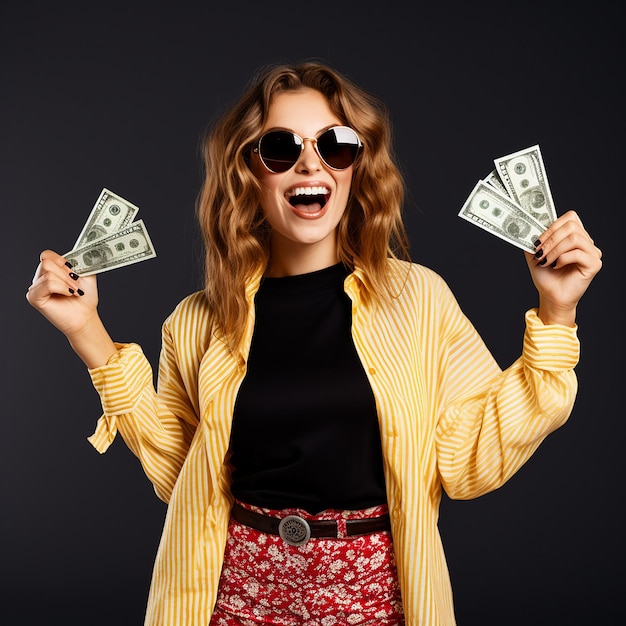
[
  {"left": 259, "top": 131, "right": 302, "bottom": 172},
  {"left": 317, "top": 127, "right": 360, "bottom": 169}
]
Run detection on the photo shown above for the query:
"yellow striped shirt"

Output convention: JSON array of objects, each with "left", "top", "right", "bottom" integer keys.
[{"left": 87, "top": 259, "right": 579, "bottom": 625}]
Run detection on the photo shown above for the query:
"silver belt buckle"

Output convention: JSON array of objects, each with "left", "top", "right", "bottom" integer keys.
[{"left": 278, "top": 515, "right": 311, "bottom": 546}]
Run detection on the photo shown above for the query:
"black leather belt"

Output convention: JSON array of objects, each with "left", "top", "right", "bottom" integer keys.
[{"left": 231, "top": 502, "right": 391, "bottom": 547}]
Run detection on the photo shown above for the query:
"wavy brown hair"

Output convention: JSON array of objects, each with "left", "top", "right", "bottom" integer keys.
[{"left": 196, "top": 61, "right": 410, "bottom": 350}]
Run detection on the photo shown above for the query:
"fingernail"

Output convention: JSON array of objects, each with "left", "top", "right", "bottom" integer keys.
[
  {"left": 533, "top": 239, "right": 542, "bottom": 248},
  {"left": 551, "top": 260, "right": 557, "bottom": 268},
  {"left": 538, "top": 258, "right": 548, "bottom": 266},
  {"left": 69, "top": 288, "right": 75, "bottom": 294},
  {"left": 77, "top": 289, "right": 85, "bottom": 296},
  {"left": 534, "top": 248, "right": 543, "bottom": 259},
  {"left": 69, "top": 272, "right": 79, "bottom": 280},
  {"left": 65, "top": 261, "right": 73, "bottom": 268}
]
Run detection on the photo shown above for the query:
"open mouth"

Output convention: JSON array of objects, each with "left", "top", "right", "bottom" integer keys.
[{"left": 287, "top": 185, "right": 330, "bottom": 211}]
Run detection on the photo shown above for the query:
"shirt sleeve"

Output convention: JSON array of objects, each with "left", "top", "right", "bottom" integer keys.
[
  {"left": 86, "top": 317, "right": 200, "bottom": 502},
  {"left": 435, "top": 305, "right": 579, "bottom": 500}
]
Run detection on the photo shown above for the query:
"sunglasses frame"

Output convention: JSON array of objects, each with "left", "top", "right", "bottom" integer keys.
[{"left": 252, "top": 125, "right": 362, "bottom": 173}]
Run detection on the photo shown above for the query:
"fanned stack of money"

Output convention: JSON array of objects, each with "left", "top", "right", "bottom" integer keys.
[
  {"left": 63, "top": 188, "right": 157, "bottom": 275},
  {"left": 458, "top": 145, "right": 556, "bottom": 253}
]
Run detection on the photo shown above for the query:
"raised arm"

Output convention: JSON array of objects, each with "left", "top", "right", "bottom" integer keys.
[
  {"left": 27, "top": 249, "right": 200, "bottom": 502},
  {"left": 436, "top": 210, "right": 601, "bottom": 499}
]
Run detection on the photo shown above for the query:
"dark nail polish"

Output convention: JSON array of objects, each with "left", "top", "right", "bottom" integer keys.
[
  {"left": 551, "top": 260, "right": 557, "bottom": 268},
  {"left": 538, "top": 258, "right": 548, "bottom": 266},
  {"left": 69, "top": 288, "right": 75, "bottom": 294},
  {"left": 77, "top": 289, "right": 85, "bottom": 296},
  {"left": 69, "top": 272, "right": 79, "bottom": 280},
  {"left": 65, "top": 261, "right": 73, "bottom": 268},
  {"left": 533, "top": 239, "right": 542, "bottom": 248},
  {"left": 534, "top": 248, "right": 543, "bottom": 259}
]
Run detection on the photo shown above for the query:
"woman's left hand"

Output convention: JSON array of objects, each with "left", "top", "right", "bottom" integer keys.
[{"left": 525, "top": 210, "right": 602, "bottom": 326}]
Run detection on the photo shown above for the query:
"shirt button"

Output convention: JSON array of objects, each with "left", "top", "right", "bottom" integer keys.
[{"left": 368, "top": 367, "right": 376, "bottom": 375}]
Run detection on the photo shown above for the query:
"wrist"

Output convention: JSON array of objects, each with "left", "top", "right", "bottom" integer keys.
[
  {"left": 67, "top": 316, "right": 117, "bottom": 368},
  {"left": 537, "top": 301, "right": 577, "bottom": 327}
]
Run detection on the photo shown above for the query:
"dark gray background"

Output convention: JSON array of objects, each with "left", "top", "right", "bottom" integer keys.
[{"left": 2, "top": 2, "right": 623, "bottom": 624}]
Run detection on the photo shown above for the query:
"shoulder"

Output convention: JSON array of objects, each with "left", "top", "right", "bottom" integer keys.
[
  {"left": 163, "top": 290, "right": 213, "bottom": 332},
  {"left": 385, "top": 258, "right": 455, "bottom": 300}
]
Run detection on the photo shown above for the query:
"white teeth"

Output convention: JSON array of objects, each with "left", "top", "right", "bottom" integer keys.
[{"left": 289, "top": 186, "right": 329, "bottom": 197}]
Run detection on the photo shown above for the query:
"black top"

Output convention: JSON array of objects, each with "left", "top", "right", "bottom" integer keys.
[{"left": 229, "top": 263, "right": 387, "bottom": 514}]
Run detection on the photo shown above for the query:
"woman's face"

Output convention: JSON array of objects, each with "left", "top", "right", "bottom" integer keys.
[{"left": 250, "top": 88, "right": 354, "bottom": 277}]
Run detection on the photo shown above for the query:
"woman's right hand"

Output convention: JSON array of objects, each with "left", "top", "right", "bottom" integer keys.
[{"left": 27, "top": 250, "right": 117, "bottom": 367}]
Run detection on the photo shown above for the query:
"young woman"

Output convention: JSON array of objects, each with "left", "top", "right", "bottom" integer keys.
[{"left": 27, "top": 62, "right": 602, "bottom": 625}]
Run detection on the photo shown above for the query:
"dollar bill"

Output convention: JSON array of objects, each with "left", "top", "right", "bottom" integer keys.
[
  {"left": 72, "top": 188, "right": 140, "bottom": 248},
  {"left": 458, "top": 180, "right": 546, "bottom": 253},
  {"left": 483, "top": 169, "right": 510, "bottom": 196},
  {"left": 493, "top": 145, "right": 556, "bottom": 227},
  {"left": 63, "top": 219, "right": 156, "bottom": 276}
]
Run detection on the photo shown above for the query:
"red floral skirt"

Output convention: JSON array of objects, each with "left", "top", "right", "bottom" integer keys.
[{"left": 210, "top": 500, "right": 404, "bottom": 625}]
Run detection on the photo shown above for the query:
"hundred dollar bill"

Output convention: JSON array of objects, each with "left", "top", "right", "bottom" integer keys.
[
  {"left": 73, "top": 188, "right": 140, "bottom": 248},
  {"left": 493, "top": 145, "right": 556, "bottom": 227},
  {"left": 63, "top": 219, "right": 156, "bottom": 276},
  {"left": 483, "top": 169, "right": 510, "bottom": 197},
  {"left": 458, "top": 180, "right": 546, "bottom": 253}
]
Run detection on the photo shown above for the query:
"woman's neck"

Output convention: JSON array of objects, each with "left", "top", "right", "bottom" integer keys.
[{"left": 266, "top": 236, "right": 339, "bottom": 277}]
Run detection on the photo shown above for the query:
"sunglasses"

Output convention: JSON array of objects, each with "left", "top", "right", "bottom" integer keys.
[{"left": 253, "top": 125, "right": 362, "bottom": 173}]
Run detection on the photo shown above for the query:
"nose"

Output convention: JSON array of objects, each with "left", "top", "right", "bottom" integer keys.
[{"left": 294, "top": 137, "right": 322, "bottom": 173}]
